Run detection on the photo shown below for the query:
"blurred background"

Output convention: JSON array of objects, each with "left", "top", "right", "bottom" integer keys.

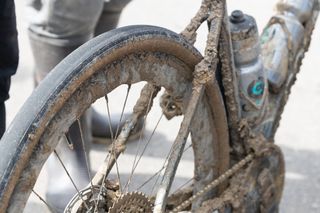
[{"left": 9, "top": 0, "right": 320, "bottom": 212}]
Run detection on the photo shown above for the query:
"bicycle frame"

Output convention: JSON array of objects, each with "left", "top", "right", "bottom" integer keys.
[
  {"left": 0, "top": 0, "right": 318, "bottom": 212},
  {"left": 155, "top": 0, "right": 319, "bottom": 212}
]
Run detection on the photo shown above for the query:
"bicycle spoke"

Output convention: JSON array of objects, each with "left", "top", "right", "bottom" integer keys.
[
  {"left": 124, "top": 86, "right": 156, "bottom": 192},
  {"left": 102, "top": 94, "right": 118, "bottom": 188},
  {"left": 97, "top": 93, "right": 124, "bottom": 191},
  {"left": 184, "top": 144, "right": 192, "bottom": 153},
  {"left": 76, "top": 118, "right": 99, "bottom": 210},
  {"left": 150, "top": 157, "right": 168, "bottom": 195},
  {"left": 127, "top": 94, "right": 176, "bottom": 193},
  {"left": 169, "top": 178, "right": 194, "bottom": 196},
  {"left": 137, "top": 168, "right": 164, "bottom": 191},
  {"left": 154, "top": 84, "right": 205, "bottom": 212},
  {"left": 94, "top": 84, "right": 133, "bottom": 211},
  {"left": 125, "top": 112, "right": 164, "bottom": 192},
  {"left": 53, "top": 149, "right": 89, "bottom": 210},
  {"left": 114, "top": 84, "right": 131, "bottom": 143},
  {"left": 94, "top": 95, "right": 118, "bottom": 212},
  {"left": 32, "top": 189, "right": 57, "bottom": 213},
  {"left": 113, "top": 85, "right": 132, "bottom": 190},
  {"left": 89, "top": 83, "right": 161, "bottom": 211},
  {"left": 94, "top": 87, "right": 131, "bottom": 210},
  {"left": 150, "top": 144, "right": 192, "bottom": 195},
  {"left": 104, "top": 95, "right": 115, "bottom": 141},
  {"left": 136, "top": 143, "right": 192, "bottom": 193},
  {"left": 91, "top": 84, "right": 160, "bottom": 186},
  {"left": 106, "top": 85, "right": 132, "bottom": 193},
  {"left": 77, "top": 119, "right": 94, "bottom": 185}
]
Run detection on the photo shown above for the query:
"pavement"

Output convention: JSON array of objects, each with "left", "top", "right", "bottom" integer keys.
[{"left": 7, "top": 0, "right": 320, "bottom": 212}]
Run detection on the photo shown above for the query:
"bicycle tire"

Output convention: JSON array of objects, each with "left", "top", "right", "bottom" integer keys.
[{"left": 0, "top": 25, "right": 229, "bottom": 212}]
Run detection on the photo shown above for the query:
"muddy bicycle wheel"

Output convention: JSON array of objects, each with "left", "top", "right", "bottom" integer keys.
[{"left": 0, "top": 25, "right": 229, "bottom": 212}]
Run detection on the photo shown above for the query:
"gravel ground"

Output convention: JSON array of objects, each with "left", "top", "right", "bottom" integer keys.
[{"left": 6, "top": 0, "right": 320, "bottom": 212}]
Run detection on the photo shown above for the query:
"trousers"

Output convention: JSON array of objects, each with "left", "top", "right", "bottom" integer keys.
[
  {"left": 27, "top": 0, "right": 131, "bottom": 46},
  {"left": 0, "top": 0, "right": 18, "bottom": 137},
  {"left": 0, "top": 0, "right": 18, "bottom": 101}
]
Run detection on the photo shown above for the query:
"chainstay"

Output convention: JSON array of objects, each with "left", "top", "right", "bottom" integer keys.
[{"left": 170, "top": 153, "right": 254, "bottom": 213}]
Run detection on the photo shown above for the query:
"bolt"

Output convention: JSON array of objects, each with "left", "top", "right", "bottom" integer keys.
[{"left": 230, "top": 10, "right": 245, "bottom": 23}]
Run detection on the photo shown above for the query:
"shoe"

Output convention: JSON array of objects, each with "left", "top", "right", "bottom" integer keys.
[
  {"left": 91, "top": 108, "right": 145, "bottom": 144},
  {"left": 45, "top": 112, "right": 91, "bottom": 212}
]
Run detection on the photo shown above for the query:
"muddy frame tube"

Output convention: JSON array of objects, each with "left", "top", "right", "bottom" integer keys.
[
  {"left": 154, "top": 1, "right": 237, "bottom": 212},
  {"left": 216, "top": 0, "right": 320, "bottom": 154},
  {"left": 218, "top": 6, "right": 242, "bottom": 155},
  {"left": 261, "top": 0, "right": 320, "bottom": 139}
]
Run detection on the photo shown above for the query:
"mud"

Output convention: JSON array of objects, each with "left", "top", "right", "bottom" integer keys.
[
  {"left": 263, "top": 1, "right": 319, "bottom": 139},
  {"left": 196, "top": 138, "right": 285, "bottom": 213},
  {"left": 180, "top": 0, "right": 212, "bottom": 44},
  {"left": 133, "top": 83, "right": 161, "bottom": 117},
  {"left": 183, "top": 0, "right": 224, "bottom": 90},
  {"left": 219, "top": 21, "right": 244, "bottom": 157},
  {"left": 160, "top": 91, "right": 183, "bottom": 120},
  {"left": 181, "top": 0, "right": 240, "bottom": 156}
]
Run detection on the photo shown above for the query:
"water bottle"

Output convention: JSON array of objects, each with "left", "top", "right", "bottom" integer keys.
[
  {"left": 261, "top": 0, "right": 314, "bottom": 92},
  {"left": 229, "top": 10, "right": 268, "bottom": 126},
  {"left": 258, "top": 0, "right": 314, "bottom": 138}
]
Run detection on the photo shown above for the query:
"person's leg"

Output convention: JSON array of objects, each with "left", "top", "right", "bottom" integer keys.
[
  {"left": 0, "top": 77, "right": 11, "bottom": 138},
  {"left": 27, "top": 0, "right": 104, "bottom": 84},
  {"left": 0, "top": 103, "right": 5, "bottom": 138},
  {"left": 0, "top": 0, "right": 19, "bottom": 138},
  {"left": 27, "top": 1, "right": 103, "bottom": 210},
  {"left": 94, "top": 0, "right": 132, "bottom": 35}
]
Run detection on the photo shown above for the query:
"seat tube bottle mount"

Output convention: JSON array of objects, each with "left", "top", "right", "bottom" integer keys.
[{"left": 229, "top": 0, "right": 315, "bottom": 137}]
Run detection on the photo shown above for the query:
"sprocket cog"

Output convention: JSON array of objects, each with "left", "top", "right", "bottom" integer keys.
[{"left": 109, "top": 191, "right": 152, "bottom": 213}]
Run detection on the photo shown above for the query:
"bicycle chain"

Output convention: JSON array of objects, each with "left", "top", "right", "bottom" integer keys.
[
  {"left": 170, "top": 153, "right": 254, "bottom": 213},
  {"left": 170, "top": 117, "right": 282, "bottom": 212}
]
